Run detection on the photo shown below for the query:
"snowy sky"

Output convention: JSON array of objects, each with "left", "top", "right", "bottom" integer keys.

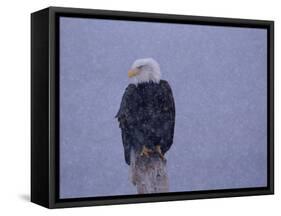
[{"left": 59, "top": 17, "right": 267, "bottom": 198}]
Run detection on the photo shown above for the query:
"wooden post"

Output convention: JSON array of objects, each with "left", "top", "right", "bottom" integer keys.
[{"left": 130, "top": 150, "right": 169, "bottom": 194}]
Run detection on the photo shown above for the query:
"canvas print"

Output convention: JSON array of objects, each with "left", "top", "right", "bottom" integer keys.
[{"left": 59, "top": 17, "right": 267, "bottom": 199}]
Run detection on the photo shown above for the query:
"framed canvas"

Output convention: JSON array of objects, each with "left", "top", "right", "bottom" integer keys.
[{"left": 31, "top": 6, "right": 274, "bottom": 208}]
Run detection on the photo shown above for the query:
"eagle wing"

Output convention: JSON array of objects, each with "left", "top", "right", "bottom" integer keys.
[
  {"left": 115, "top": 84, "right": 138, "bottom": 165},
  {"left": 157, "top": 80, "right": 176, "bottom": 154}
]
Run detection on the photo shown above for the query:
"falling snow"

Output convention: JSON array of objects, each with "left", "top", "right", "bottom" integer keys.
[{"left": 59, "top": 17, "right": 267, "bottom": 198}]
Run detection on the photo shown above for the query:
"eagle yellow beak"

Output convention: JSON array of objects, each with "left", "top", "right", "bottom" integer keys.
[{"left": 128, "top": 69, "right": 139, "bottom": 78}]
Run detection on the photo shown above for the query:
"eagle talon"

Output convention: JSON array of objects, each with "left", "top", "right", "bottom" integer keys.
[
  {"left": 155, "top": 145, "right": 166, "bottom": 161},
  {"left": 140, "top": 146, "right": 153, "bottom": 157}
]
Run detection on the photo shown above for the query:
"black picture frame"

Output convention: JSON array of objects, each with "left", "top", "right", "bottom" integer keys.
[{"left": 31, "top": 6, "right": 274, "bottom": 208}]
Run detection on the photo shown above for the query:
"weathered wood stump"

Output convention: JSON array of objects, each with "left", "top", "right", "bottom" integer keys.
[{"left": 130, "top": 150, "right": 169, "bottom": 194}]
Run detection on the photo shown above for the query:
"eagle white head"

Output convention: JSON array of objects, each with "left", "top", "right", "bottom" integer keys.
[{"left": 128, "top": 58, "right": 161, "bottom": 84}]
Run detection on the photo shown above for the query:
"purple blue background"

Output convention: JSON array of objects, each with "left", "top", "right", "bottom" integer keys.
[{"left": 59, "top": 17, "right": 267, "bottom": 198}]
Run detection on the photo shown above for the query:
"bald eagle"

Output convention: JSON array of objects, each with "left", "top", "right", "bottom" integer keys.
[{"left": 116, "top": 58, "right": 175, "bottom": 165}]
